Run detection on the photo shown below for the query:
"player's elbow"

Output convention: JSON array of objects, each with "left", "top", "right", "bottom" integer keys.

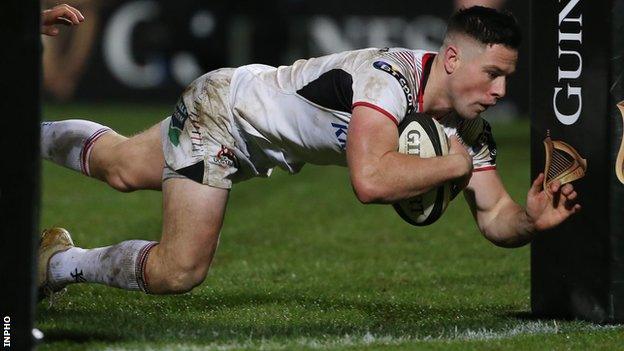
[
  {"left": 484, "top": 231, "right": 530, "bottom": 248},
  {"left": 487, "top": 237, "right": 526, "bottom": 248},
  {"left": 351, "top": 176, "right": 388, "bottom": 204}
]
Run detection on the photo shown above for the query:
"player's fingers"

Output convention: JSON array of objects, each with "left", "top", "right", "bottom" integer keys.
[
  {"left": 53, "top": 17, "right": 75, "bottom": 26},
  {"left": 549, "top": 179, "right": 561, "bottom": 194},
  {"left": 448, "top": 136, "right": 469, "bottom": 158},
  {"left": 561, "top": 183, "right": 574, "bottom": 196},
  {"left": 551, "top": 189, "right": 562, "bottom": 208},
  {"left": 71, "top": 6, "right": 85, "bottom": 22},
  {"left": 529, "top": 173, "right": 544, "bottom": 194},
  {"left": 566, "top": 203, "right": 582, "bottom": 215},
  {"left": 41, "top": 26, "right": 59, "bottom": 36},
  {"left": 566, "top": 191, "right": 577, "bottom": 201},
  {"left": 40, "top": 9, "right": 54, "bottom": 25},
  {"left": 564, "top": 197, "right": 577, "bottom": 211},
  {"left": 449, "top": 135, "right": 461, "bottom": 148},
  {"left": 62, "top": 4, "right": 85, "bottom": 22},
  {"left": 54, "top": 5, "right": 81, "bottom": 25},
  {"left": 42, "top": 9, "right": 73, "bottom": 26}
]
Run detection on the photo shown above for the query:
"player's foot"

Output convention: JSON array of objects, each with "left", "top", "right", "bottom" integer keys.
[{"left": 38, "top": 227, "right": 75, "bottom": 300}]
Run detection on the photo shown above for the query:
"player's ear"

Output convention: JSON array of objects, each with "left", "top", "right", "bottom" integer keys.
[{"left": 443, "top": 44, "right": 459, "bottom": 74}]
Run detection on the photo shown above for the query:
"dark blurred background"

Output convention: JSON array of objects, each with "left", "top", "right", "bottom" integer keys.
[{"left": 42, "top": 0, "right": 528, "bottom": 119}]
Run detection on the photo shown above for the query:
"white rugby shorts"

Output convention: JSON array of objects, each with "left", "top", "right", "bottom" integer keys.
[{"left": 161, "top": 68, "right": 260, "bottom": 189}]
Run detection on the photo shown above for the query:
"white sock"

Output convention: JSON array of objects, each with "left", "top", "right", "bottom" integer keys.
[
  {"left": 41, "top": 120, "right": 111, "bottom": 176},
  {"left": 48, "top": 240, "right": 157, "bottom": 293}
]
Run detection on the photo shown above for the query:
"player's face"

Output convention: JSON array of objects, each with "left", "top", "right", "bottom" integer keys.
[{"left": 449, "top": 43, "right": 518, "bottom": 119}]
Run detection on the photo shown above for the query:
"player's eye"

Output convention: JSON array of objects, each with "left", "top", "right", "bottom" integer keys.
[{"left": 486, "top": 71, "right": 499, "bottom": 79}]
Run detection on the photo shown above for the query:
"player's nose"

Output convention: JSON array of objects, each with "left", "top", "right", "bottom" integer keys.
[{"left": 491, "top": 77, "right": 506, "bottom": 99}]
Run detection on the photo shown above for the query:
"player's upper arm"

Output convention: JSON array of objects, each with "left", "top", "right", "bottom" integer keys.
[
  {"left": 347, "top": 57, "right": 413, "bottom": 202},
  {"left": 346, "top": 105, "right": 399, "bottom": 203},
  {"left": 463, "top": 168, "right": 514, "bottom": 236}
]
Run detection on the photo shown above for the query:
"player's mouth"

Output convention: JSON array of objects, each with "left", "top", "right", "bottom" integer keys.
[{"left": 478, "top": 102, "right": 496, "bottom": 112}]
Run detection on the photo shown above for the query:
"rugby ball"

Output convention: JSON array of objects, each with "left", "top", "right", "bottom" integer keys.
[{"left": 393, "top": 113, "right": 451, "bottom": 226}]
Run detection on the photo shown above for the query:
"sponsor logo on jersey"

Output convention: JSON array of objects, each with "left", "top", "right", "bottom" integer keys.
[
  {"left": 373, "top": 60, "right": 415, "bottom": 114},
  {"left": 331, "top": 122, "right": 348, "bottom": 150},
  {"left": 168, "top": 98, "right": 189, "bottom": 147},
  {"left": 209, "top": 145, "right": 238, "bottom": 168}
]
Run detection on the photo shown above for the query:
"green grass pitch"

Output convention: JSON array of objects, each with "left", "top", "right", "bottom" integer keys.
[{"left": 37, "top": 103, "right": 623, "bottom": 350}]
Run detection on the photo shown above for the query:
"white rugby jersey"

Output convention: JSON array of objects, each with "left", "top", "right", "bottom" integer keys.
[{"left": 228, "top": 47, "right": 496, "bottom": 176}]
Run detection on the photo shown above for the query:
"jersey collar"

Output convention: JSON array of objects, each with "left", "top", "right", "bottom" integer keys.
[{"left": 417, "top": 53, "right": 436, "bottom": 112}]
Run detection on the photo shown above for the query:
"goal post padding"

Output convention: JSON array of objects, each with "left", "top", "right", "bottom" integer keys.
[
  {"left": 530, "top": 0, "right": 624, "bottom": 323},
  {"left": 0, "top": 0, "right": 41, "bottom": 348}
]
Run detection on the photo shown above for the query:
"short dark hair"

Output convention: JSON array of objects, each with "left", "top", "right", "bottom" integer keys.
[{"left": 446, "top": 6, "right": 522, "bottom": 49}]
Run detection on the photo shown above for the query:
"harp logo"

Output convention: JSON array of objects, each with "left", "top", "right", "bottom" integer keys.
[
  {"left": 542, "top": 131, "right": 587, "bottom": 194},
  {"left": 615, "top": 101, "right": 624, "bottom": 184}
]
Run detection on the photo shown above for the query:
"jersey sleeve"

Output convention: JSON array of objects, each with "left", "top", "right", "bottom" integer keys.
[
  {"left": 351, "top": 58, "right": 413, "bottom": 125},
  {"left": 457, "top": 118, "right": 497, "bottom": 171}
]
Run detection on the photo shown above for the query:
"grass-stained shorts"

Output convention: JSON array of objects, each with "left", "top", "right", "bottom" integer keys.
[{"left": 161, "top": 68, "right": 243, "bottom": 189}]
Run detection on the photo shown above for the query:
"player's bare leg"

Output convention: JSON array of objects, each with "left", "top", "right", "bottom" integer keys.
[
  {"left": 88, "top": 123, "right": 164, "bottom": 191},
  {"left": 143, "top": 178, "right": 228, "bottom": 293},
  {"left": 39, "top": 177, "right": 228, "bottom": 295},
  {"left": 41, "top": 119, "right": 164, "bottom": 191}
]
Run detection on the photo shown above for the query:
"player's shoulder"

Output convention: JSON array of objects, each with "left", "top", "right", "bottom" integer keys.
[
  {"left": 459, "top": 117, "right": 497, "bottom": 162},
  {"left": 233, "top": 63, "right": 275, "bottom": 76},
  {"left": 353, "top": 48, "right": 437, "bottom": 97},
  {"left": 366, "top": 48, "right": 435, "bottom": 71},
  {"left": 349, "top": 48, "right": 436, "bottom": 121},
  {"left": 441, "top": 114, "right": 496, "bottom": 145},
  {"left": 440, "top": 114, "right": 497, "bottom": 167}
]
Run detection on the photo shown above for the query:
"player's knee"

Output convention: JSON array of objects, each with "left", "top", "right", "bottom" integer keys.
[
  {"left": 163, "top": 265, "right": 208, "bottom": 294},
  {"left": 97, "top": 142, "right": 142, "bottom": 192},
  {"left": 104, "top": 142, "right": 161, "bottom": 192},
  {"left": 106, "top": 167, "right": 140, "bottom": 193}
]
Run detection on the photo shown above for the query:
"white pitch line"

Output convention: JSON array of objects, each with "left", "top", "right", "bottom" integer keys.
[{"left": 100, "top": 322, "right": 624, "bottom": 351}]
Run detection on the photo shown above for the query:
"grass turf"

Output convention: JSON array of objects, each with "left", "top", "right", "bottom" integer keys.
[{"left": 37, "top": 103, "right": 623, "bottom": 350}]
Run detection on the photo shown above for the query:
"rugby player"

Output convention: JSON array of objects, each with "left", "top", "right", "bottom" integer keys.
[{"left": 38, "top": 6, "right": 581, "bottom": 296}]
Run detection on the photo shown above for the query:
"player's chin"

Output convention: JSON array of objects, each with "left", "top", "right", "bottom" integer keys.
[{"left": 457, "top": 107, "right": 481, "bottom": 120}]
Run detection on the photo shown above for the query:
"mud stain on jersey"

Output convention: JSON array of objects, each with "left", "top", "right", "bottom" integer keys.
[{"left": 363, "top": 76, "right": 386, "bottom": 101}]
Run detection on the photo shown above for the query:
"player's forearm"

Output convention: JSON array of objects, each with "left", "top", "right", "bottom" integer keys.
[
  {"left": 351, "top": 151, "right": 466, "bottom": 204},
  {"left": 482, "top": 200, "right": 536, "bottom": 248}
]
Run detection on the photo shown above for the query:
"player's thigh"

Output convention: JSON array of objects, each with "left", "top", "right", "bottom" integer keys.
[
  {"left": 115, "top": 122, "right": 164, "bottom": 188},
  {"left": 155, "top": 177, "right": 229, "bottom": 278},
  {"left": 91, "top": 121, "right": 165, "bottom": 191}
]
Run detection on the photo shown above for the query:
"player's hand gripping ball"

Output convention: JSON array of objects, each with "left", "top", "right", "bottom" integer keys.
[{"left": 393, "top": 113, "right": 451, "bottom": 226}]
